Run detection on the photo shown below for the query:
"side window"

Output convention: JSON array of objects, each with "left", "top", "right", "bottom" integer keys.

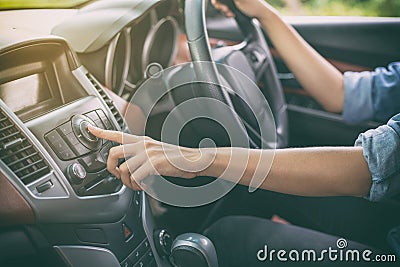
[{"left": 272, "top": 0, "right": 400, "bottom": 17}]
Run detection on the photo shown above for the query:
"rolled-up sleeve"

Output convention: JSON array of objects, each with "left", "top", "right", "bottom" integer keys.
[
  {"left": 343, "top": 62, "right": 400, "bottom": 124},
  {"left": 355, "top": 113, "right": 400, "bottom": 201}
]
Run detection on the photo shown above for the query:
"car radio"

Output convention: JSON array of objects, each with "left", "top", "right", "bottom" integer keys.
[
  {"left": 0, "top": 38, "right": 126, "bottom": 197},
  {"left": 45, "top": 110, "right": 108, "bottom": 161},
  {"left": 43, "top": 108, "right": 122, "bottom": 196}
]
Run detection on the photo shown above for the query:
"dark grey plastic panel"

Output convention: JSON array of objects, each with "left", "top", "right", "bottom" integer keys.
[
  {"left": 207, "top": 16, "right": 400, "bottom": 67},
  {"left": 141, "top": 190, "right": 171, "bottom": 267},
  {"left": 55, "top": 246, "right": 120, "bottom": 267},
  {"left": 52, "top": 0, "right": 161, "bottom": 53}
]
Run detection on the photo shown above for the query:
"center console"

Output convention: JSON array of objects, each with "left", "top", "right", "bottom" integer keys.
[
  {"left": 35, "top": 96, "right": 122, "bottom": 197},
  {"left": 44, "top": 109, "right": 115, "bottom": 194},
  {"left": 0, "top": 37, "right": 165, "bottom": 267}
]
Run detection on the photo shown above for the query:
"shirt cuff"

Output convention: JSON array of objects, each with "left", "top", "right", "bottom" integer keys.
[
  {"left": 342, "top": 71, "right": 374, "bottom": 124},
  {"left": 355, "top": 117, "right": 400, "bottom": 201}
]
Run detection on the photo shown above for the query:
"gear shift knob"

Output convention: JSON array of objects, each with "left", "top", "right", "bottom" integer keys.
[{"left": 170, "top": 233, "right": 218, "bottom": 267}]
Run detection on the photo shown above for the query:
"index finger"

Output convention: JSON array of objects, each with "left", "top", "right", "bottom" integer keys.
[{"left": 88, "top": 125, "right": 140, "bottom": 144}]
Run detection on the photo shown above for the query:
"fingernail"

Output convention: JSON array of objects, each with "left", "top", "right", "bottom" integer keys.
[{"left": 87, "top": 125, "right": 96, "bottom": 131}]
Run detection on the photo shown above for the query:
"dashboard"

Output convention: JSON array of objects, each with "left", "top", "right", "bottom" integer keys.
[
  {"left": 0, "top": 0, "right": 182, "bottom": 266},
  {"left": 53, "top": 0, "right": 181, "bottom": 98}
]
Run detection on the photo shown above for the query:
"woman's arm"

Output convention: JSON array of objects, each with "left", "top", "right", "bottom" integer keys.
[
  {"left": 212, "top": 0, "right": 344, "bottom": 113},
  {"left": 88, "top": 126, "right": 372, "bottom": 197},
  {"left": 202, "top": 146, "right": 371, "bottom": 197}
]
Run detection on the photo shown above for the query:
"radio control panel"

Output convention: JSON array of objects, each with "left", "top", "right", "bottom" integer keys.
[
  {"left": 43, "top": 108, "right": 122, "bottom": 196},
  {"left": 45, "top": 109, "right": 112, "bottom": 160}
]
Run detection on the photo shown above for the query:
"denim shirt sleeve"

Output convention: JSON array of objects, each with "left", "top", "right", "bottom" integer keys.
[
  {"left": 355, "top": 113, "right": 400, "bottom": 201},
  {"left": 343, "top": 62, "right": 400, "bottom": 124}
]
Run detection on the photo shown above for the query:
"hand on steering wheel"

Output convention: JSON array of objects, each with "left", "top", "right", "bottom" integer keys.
[{"left": 211, "top": 0, "right": 271, "bottom": 19}]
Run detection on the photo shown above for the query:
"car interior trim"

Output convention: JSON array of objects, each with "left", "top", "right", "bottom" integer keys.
[
  {"left": 51, "top": 0, "right": 162, "bottom": 53},
  {"left": 104, "top": 28, "right": 132, "bottom": 96},
  {"left": 0, "top": 170, "right": 35, "bottom": 226},
  {"left": 54, "top": 245, "right": 121, "bottom": 267},
  {"left": 141, "top": 15, "right": 179, "bottom": 72},
  {"left": 0, "top": 99, "right": 70, "bottom": 201},
  {"left": 141, "top": 189, "right": 169, "bottom": 267}
]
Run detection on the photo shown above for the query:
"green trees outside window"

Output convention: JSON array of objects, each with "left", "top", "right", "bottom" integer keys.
[{"left": 271, "top": 0, "right": 400, "bottom": 17}]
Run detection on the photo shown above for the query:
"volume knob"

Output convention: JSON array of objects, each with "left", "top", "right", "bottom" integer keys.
[
  {"left": 79, "top": 120, "right": 98, "bottom": 142},
  {"left": 67, "top": 163, "right": 87, "bottom": 184},
  {"left": 71, "top": 115, "right": 102, "bottom": 151}
]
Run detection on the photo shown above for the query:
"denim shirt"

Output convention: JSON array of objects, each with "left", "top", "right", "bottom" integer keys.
[
  {"left": 343, "top": 62, "right": 400, "bottom": 124},
  {"left": 343, "top": 62, "right": 400, "bottom": 202},
  {"left": 343, "top": 63, "right": 400, "bottom": 254},
  {"left": 354, "top": 114, "right": 400, "bottom": 202},
  {"left": 356, "top": 116, "right": 400, "bottom": 254}
]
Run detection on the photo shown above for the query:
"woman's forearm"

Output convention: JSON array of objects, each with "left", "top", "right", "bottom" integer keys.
[
  {"left": 214, "top": 0, "right": 345, "bottom": 111},
  {"left": 89, "top": 127, "right": 372, "bottom": 197},
  {"left": 253, "top": 3, "right": 345, "bottom": 112},
  {"left": 200, "top": 146, "right": 371, "bottom": 197}
]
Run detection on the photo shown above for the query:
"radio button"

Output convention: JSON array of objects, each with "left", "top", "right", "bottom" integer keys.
[
  {"left": 72, "top": 115, "right": 102, "bottom": 150},
  {"left": 36, "top": 180, "right": 53, "bottom": 193},
  {"left": 80, "top": 121, "right": 98, "bottom": 142},
  {"left": 64, "top": 133, "right": 80, "bottom": 146},
  {"left": 96, "top": 110, "right": 113, "bottom": 130},
  {"left": 58, "top": 148, "right": 75, "bottom": 160},
  {"left": 58, "top": 122, "right": 73, "bottom": 135},
  {"left": 45, "top": 130, "right": 75, "bottom": 160},
  {"left": 67, "top": 163, "right": 86, "bottom": 184},
  {"left": 53, "top": 141, "right": 66, "bottom": 151},
  {"left": 102, "top": 118, "right": 113, "bottom": 130},
  {"left": 45, "top": 130, "right": 62, "bottom": 144},
  {"left": 84, "top": 111, "right": 100, "bottom": 122},
  {"left": 84, "top": 111, "right": 104, "bottom": 128},
  {"left": 73, "top": 143, "right": 91, "bottom": 156}
]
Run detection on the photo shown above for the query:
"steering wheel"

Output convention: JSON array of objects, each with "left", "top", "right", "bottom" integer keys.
[{"left": 183, "top": 0, "right": 288, "bottom": 149}]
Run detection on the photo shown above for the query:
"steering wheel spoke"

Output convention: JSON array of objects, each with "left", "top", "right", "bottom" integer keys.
[{"left": 183, "top": 0, "right": 288, "bottom": 149}]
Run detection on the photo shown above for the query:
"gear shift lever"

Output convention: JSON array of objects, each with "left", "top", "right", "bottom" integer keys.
[{"left": 170, "top": 233, "right": 218, "bottom": 267}]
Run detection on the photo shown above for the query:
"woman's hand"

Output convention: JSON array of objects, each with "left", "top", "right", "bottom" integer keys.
[
  {"left": 88, "top": 126, "right": 215, "bottom": 190},
  {"left": 211, "top": 0, "right": 274, "bottom": 20}
]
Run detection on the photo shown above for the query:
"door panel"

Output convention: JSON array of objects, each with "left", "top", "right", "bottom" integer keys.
[
  {"left": 207, "top": 14, "right": 400, "bottom": 146},
  {"left": 287, "top": 17, "right": 400, "bottom": 67}
]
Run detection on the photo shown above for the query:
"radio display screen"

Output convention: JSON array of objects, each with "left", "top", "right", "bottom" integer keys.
[{"left": 0, "top": 73, "right": 53, "bottom": 114}]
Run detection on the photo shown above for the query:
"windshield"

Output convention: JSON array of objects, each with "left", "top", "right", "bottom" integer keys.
[{"left": 0, "top": 0, "right": 92, "bottom": 9}]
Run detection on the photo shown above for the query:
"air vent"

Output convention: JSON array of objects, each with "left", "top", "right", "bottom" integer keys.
[
  {"left": 0, "top": 111, "right": 51, "bottom": 185},
  {"left": 86, "top": 74, "right": 126, "bottom": 130}
]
